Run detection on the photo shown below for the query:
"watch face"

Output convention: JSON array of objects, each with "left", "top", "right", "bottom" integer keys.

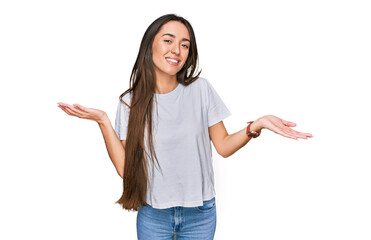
[{"left": 248, "top": 131, "right": 260, "bottom": 138}]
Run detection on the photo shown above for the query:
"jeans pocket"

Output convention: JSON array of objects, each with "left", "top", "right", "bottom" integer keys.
[
  {"left": 138, "top": 202, "right": 151, "bottom": 212},
  {"left": 194, "top": 197, "right": 216, "bottom": 212}
]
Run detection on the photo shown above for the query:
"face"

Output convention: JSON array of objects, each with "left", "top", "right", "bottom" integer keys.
[{"left": 151, "top": 21, "right": 191, "bottom": 79}]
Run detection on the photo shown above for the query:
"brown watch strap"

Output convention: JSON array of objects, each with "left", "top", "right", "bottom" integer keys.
[{"left": 246, "top": 121, "right": 261, "bottom": 138}]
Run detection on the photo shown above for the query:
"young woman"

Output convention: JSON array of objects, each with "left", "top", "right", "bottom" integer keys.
[{"left": 57, "top": 14, "right": 312, "bottom": 240}]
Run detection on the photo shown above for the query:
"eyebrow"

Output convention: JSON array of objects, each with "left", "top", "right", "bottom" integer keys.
[{"left": 161, "top": 33, "right": 191, "bottom": 43}]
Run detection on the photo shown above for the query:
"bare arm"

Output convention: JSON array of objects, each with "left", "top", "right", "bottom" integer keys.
[
  {"left": 57, "top": 102, "right": 126, "bottom": 178},
  {"left": 208, "top": 121, "right": 257, "bottom": 158},
  {"left": 98, "top": 115, "right": 126, "bottom": 179},
  {"left": 209, "top": 115, "right": 313, "bottom": 158}
]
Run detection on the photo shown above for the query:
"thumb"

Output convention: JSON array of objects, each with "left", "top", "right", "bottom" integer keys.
[{"left": 282, "top": 119, "right": 296, "bottom": 127}]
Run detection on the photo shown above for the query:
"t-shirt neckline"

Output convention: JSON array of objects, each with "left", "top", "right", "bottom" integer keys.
[{"left": 153, "top": 82, "right": 181, "bottom": 99}]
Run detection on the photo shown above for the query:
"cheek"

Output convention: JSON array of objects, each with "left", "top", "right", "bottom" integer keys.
[
  {"left": 182, "top": 52, "right": 190, "bottom": 62},
  {"left": 153, "top": 45, "right": 168, "bottom": 61}
]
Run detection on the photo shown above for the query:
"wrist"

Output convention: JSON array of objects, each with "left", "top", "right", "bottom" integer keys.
[
  {"left": 246, "top": 120, "right": 262, "bottom": 138},
  {"left": 250, "top": 119, "right": 263, "bottom": 133},
  {"left": 97, "top": 113, "right": 110, "bottom": 126}
]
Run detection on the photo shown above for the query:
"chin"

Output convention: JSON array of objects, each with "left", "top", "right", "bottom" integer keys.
[
  {"left": 155, "top": 64, "right": 181, "bottom": 77},
  {"left": 164, "top": 68, "right": 180, "bottom": 76}
]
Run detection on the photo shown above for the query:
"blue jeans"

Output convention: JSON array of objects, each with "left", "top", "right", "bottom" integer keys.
[{"left": 137, "top": 197, "right": 217, "bottom": 240}]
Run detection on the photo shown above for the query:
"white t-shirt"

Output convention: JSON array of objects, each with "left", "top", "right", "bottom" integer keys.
[{"left": 114, "top": 77, "right": 231, "bottom": 209}]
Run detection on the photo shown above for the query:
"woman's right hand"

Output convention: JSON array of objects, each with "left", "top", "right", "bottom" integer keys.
[{"left": 57, "top": 102, "right": 107, "bottom": 124}]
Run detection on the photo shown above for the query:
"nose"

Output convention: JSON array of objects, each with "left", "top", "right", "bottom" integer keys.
[{"left": 171, "top": 43, "right": 180, "bottom": 55}]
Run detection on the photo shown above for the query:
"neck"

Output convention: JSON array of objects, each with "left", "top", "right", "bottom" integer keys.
[{"left": 154, "top": 72, "right": 178, "bottom": 94}]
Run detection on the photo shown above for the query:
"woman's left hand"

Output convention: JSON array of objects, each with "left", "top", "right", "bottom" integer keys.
[{"left": 253, "top": 115, "right": 313, "bottom": 140}]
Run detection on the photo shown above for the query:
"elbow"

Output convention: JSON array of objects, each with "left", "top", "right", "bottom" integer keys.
[
  {"left": 218, "top": 150, "right": 229, "bottom": 158},
  {"left": 117, "top": 163, "right": 125, "bottom": 179},
  {"left": 117, "top": 170, "right": 124, "bottom": 179}
]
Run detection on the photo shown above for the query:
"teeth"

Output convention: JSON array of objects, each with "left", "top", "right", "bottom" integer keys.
[{"left": 166, "top": 58, "right": 179, "bottom": 63}]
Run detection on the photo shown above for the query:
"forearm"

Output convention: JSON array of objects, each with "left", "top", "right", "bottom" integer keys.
[
  {"left": 98, "top": 114, "right": 125, "bottom": 178},
  {"left": 222, "top": 120, "right": 262, "bottom": 158}
]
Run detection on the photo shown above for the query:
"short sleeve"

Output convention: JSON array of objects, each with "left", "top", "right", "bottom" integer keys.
[
  {"left": 114, "top": 95, "right": 131, "bottom": 140},
  {"left": 204, "top": 78, "right": 232, "bottom": 127}
]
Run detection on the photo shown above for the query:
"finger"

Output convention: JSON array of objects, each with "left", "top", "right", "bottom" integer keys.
[
  {"left": 57, "top": 102, "right": 67, "bottom": 107},
  {"left": 66, "top": 104, "right": 85, "bottom": 114},
  {"left": 58, "top": 103, "right": 72, "bottom": 110},
  {"left": 282, "top": 119, "right": 296, "bottom": 127},
  {"left": 58, "top": 105, "right": 68, "bottom": 114},
  {"left": 302, "top": 132, "right": 313, "bottom": 137},
  {"left": 274, "top": 128, "right": 298, "bottom": 140},
  {"left": 59, "top": 105, "right": 74, "bottom": 116},
  {"left": 289, "top": 131, "right": 309, "bottom": 140},
  {"left": 283, "top": 131, "right": 300, "bottom": 140},
  {"left": 286, "top": 128, "right": 308, "bottom": 138},
  {"left": 73, "top": 103, "right": 88, "bottom": 113},
  {"left": 279, "top": 126, "right": 306, "bottom": 139},
  {"left": 60, "top": 104, "right": 79, "bottom": 117},
  {"left": 65, "top": 104, "right": 85, "bottom": 118},
  {"left": 290, "top": 129, "right": 313, "bottom": 138}
]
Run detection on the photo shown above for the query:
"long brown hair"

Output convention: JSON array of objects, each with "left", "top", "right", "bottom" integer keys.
[{"left": 115, "top": 14, "right": 202, "bottom": 211}]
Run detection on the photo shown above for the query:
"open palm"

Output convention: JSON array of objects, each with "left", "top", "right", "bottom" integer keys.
[
  {"left": 258, "top": 115, "right": 313, "bottom": 140},
  {"left": 57, "top": 102, "right": 107, "bottom": 124}
]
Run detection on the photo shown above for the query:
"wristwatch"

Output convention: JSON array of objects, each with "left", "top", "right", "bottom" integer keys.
[{"left": 246, "top": 121, "right": 261, "bottom": 138}]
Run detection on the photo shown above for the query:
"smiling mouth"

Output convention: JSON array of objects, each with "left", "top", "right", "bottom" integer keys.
[{"left": 165, "top": 58, "right": 180, "bottom": 66}]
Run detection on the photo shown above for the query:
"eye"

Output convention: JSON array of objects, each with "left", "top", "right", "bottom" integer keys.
[
  {"left": 164, "top": 39, "right": 171, "bottom": 43},
  {"left": 182, "top": 44, "right": 189, "bottom": 49}
]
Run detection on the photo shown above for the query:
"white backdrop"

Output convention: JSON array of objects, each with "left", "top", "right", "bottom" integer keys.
[{"left": 1, "top": 0, "right": 370, "bottom": 239}]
